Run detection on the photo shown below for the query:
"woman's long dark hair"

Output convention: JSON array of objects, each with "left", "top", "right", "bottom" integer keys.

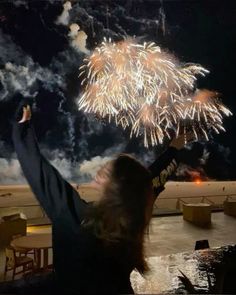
[{"left": 83, "top": 154, "right": 153, "bottom": 274}]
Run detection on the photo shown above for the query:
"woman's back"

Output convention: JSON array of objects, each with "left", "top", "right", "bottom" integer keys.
[
  {"left": 12, "top": 107, "right": 180, "bottom": 294},
  {"left": 12, "top": 120, "right": 136, "bottom": 294},
  {"left": 52, "top": 212, "right": 134, "bottom": 294}
]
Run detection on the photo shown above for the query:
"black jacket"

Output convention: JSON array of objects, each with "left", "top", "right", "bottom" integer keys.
[{"left": 12, "top": 121, "right": 178, "bottom": 294}]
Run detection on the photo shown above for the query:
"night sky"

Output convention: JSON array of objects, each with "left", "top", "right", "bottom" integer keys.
[{"left": 0, "top": 0, "right": 235, "bottom": 183}]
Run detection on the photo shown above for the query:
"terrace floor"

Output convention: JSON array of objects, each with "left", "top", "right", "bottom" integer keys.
[{"left": 0, "top": 212, "right": 236, "bottom": 282}]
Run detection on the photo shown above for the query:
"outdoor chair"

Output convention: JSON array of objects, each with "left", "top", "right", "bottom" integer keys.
[{"left": 4, "top": 246, "right": 34, "bottom": 280}]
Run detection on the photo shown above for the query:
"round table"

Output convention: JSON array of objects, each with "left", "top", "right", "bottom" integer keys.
[{"left": 11, "top": 234, "right": 52, "bottom": 271}]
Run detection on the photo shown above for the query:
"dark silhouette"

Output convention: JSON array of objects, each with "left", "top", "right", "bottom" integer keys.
[{"left": 8, "top": 106, "right": 182, "bottom": 294}]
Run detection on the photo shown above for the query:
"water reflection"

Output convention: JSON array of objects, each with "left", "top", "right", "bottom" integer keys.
[{"left": 131, "top": 245, "right": 236, "bottom": 294}]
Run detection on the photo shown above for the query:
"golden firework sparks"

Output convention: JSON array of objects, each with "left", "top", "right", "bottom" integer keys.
[{"left": 78, "top": 39, "right": 232, "bottom": 147}]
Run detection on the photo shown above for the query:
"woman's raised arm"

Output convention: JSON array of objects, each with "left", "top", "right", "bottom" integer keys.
[
  {"left": 148, "top": 135, "right": 186, "bottom": 197},
  {"left": 12, "top": 106, "right": 87, "bottom": 223}
]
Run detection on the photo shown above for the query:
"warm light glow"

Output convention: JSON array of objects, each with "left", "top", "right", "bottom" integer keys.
[
  {"left": 195, "top": 179, "right": 202, "bottom": 185},
  {"left": 27, "top": 225, "right": 52, "bottom": 234},
  {"left": 78, "top": 39, "right": 232, "bottom": 147}
]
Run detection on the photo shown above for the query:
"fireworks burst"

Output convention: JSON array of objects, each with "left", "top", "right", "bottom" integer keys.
[
  {"left": 78, "top": 39, "right": 232, "bottom": 147},
  {"left": 183, "top": 89, "right": 232, "bottom": 141}
]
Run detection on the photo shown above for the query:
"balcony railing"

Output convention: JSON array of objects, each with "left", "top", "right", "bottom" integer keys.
[{"left": 1, "top": 194, "right": 236, "bottom": 222}]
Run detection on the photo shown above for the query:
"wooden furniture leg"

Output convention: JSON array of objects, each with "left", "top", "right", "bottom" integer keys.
[
  {"left": 35, "top": 249, "right": 41, "bottom": 270},
  {"left": 43, "top": 249, "right": 49, "bottom": 270}
]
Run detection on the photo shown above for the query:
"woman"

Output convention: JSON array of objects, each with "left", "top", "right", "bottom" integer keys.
[{"left": 11, "top": 105, "right": 185, "bottom": 294}]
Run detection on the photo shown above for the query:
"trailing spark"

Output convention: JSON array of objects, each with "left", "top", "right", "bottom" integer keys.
[{"left": 78, "top": 39, "right": 232, "bottom": 147}]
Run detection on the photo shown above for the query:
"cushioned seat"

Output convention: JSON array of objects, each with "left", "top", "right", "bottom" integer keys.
[
  {"left": 183, "top": 203, "right": 211, "bottom": 226},
  {"left": 224, "top": 200, "right": 236, "bottom": 217}
]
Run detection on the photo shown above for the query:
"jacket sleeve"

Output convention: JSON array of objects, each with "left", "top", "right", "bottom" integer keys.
[
  {"left": 12, "top": 121, "right": 87, "bottom": 223},
  {"left": 148, "top": 147, "right": 179, "bottom": 197}
]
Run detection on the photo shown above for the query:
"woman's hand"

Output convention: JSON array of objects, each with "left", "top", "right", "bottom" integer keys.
[
  {"left": 170, "top": 133, "right": 194, "bottom": 150},
  {"left": 18, "top": 105, "right": 32, "bottom": 123}
]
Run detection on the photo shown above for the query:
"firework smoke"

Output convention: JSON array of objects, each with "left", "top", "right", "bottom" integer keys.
[
  {"left": 78, "top": 39, "right": 232, "bottom": 147},
  {"left": 56, "top": 1, "right": 72, "bottom": 26},
  {"left": 69, "top": 23, "right": 90, "bottom": 55}
]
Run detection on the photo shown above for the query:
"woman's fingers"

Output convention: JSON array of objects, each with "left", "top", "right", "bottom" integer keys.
[
  {"left": 26, "top": 105, "right": 32, "bottom": 120},
  {"left": 18, "top": 107, "right": 27, "bottom": 123},
  {"left": 170, "top": 132, "right": 197, "bottom": 150},
  {"left": 185, "top": 132, "right": 195, "bottom": 143},
  {"left": 170, "top": 134, "right": 185, "bottom": 150},
  {"left": 18, "top": 105, "right": 31, "bottom": 123}
]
